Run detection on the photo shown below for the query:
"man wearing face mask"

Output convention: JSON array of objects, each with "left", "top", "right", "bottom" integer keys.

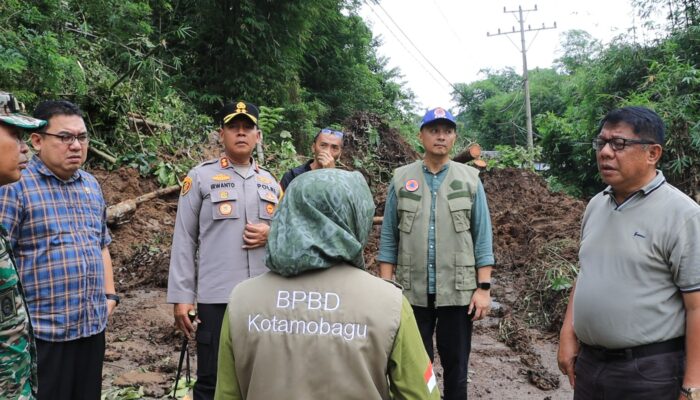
[
  {"left": 279, "top": 128, "right": 343, "bottom": 191},
  {"left": 167, "top": 101, "right": 282, "bottom": 400}
]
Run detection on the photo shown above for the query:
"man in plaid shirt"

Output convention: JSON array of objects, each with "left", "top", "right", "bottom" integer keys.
[{"left": 0, "top": 100, "right": 117, "bottom": 400}]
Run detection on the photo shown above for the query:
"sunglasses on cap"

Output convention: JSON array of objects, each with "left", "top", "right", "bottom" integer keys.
[{"left": 315, "top": 128, "right": 344, "bottom": 141}]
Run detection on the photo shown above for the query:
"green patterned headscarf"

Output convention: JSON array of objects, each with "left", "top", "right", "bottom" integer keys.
[{"left": 265, "top": 169, "right": 375, "bottom": 276}]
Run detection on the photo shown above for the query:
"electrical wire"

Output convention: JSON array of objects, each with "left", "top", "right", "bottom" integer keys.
[
  {"left": 429, "top": 0, "right": 466, "bottom": 48},
  {"left": 363, "top": 0, "right": 451, "bottom": 93},
  {"left": 370, "top": 0, "right": 459, "bottom": 92}
]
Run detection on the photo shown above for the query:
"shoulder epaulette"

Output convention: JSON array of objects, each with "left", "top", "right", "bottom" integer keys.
[{"left": 197, "top": 158, "right": 220, "bottom": 168}]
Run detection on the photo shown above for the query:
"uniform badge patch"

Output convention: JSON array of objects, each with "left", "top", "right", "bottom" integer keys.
[
  {"left": 266, "top": 203, "right": 275, "bottom": 215},
  {"left": 181, "top": 177, "right": 193, "bottom": 196},
  {"left": 220, "top": 157, "right": 230, "bottom": 169},
  {"left": 405, "top": 179, "right": 419, "bottom": 192},
  {"left": 219, "top": 203, "right": 233, "bottom": 216},
  {"left": 265, "top": 192, "right": 277, "bottom": 202},
  {"left": 0, "top": 288, "right": 17, "bottom": 322},
  {"left": 220, "top": 191, "right": 229, "bottom": 199},
  {"left": 434, "top": 108, "right": 446, "bottom": 118},
  {"left": 212, "top": 174, "right": 231, "bottom": 181},
  {"left": 257, "top": 175, "right": 272, "bottom": 184}
]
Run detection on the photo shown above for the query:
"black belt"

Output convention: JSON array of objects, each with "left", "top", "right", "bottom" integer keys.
[{"left": 581, "top": 336, "right": 685, "bottom": 361}]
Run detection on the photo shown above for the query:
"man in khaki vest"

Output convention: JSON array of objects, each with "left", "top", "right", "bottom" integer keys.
[
  {"left": 378, "top": 107, "right": 495, "bottom": 400},
  {"left": 215, "top": 169, "right": 440, "bottom": 400}
]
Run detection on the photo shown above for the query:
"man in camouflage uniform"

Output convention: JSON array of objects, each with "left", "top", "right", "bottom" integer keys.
[{"left": 0, "top": 92, "right": 47, "bottom": 400}]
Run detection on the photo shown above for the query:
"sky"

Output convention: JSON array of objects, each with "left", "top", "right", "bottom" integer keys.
[{"left": 359, "top": 0, "right": 653, "bottom": 111}]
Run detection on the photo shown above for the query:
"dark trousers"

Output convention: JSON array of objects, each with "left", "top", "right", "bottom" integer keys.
[
  {"left": 36, "top": 331, "right": 105, "bottom": 400},
  {"left": 194, "top": 303, "right": 227, "bottom": 400},
  {"left": 574, "top": 345, "right": 684, "bottom": 400},
  {"left": 412, "top": 294, "right": 473, "bottom": 400}
]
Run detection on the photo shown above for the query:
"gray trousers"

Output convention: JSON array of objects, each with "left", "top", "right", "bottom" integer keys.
[{"left": 574, "top": 346, "right": 684, "bottom": 400}]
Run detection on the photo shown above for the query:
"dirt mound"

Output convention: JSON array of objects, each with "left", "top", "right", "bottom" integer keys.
[
  {"left": 341, "top": 112, "right": 420, "bottom": 215},
  {"left": 482, "top": 168, "right": 585, "bottom": 270},
  {"left": 94, "top": 168, "right": 177, "bottom": 291},
  {"left": 94, "top": 114, "right": 588, "bottom": 396}
]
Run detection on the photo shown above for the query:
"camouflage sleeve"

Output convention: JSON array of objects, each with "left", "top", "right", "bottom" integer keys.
[
  {"left": 0, "top": 183, "right": 22, "bottom": 248},
  {"left": 0, "top": 232, "right": 37, "bottom": 400},
  {"left": 388, "top": 296, "right": 441, "bottom": 400},
  {"left": 166, "top": 169, "right": 202, "bottom": 304},
  {"left": 214, "top": 308, "right": 242, "bottom": 400}
]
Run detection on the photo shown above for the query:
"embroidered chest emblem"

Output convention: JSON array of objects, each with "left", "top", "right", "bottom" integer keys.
[
  {"left": 405, "top": 179, "right": 419, "bottom": 192},
  {"left": 212, "top": 174, "right": 231, "bottom": 181},
  {"left": 219, "top": 203, "right": 233, "bottom": 215}
]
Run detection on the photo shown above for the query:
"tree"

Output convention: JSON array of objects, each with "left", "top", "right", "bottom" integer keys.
[{"left": 554, "top": 29, "right": 603, "bottom": 74}]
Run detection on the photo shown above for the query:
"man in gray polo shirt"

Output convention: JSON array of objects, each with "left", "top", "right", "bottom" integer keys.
[{"left": 557, "top": 106, "right": 700, "bottom": 400}]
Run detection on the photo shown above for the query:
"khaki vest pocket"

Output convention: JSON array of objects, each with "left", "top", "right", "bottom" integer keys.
[
  {"left": 448, "top": 196, "right": 472, "bottom": 232},
  {"left": 455, "top": 251, "right": 476, "bottom": 290},
  {"left": 396, "top": 254, "right": 412, "bottom": 289},
  {"left": 397, "top": 196, "right": 420, "bottom": 233}
]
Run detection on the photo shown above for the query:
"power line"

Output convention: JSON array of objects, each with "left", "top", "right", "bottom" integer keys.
[
  {"left": 429, "top": 0, "right": 467, "bottom": 48},
  {"left": 487, "top": 5, "right": 556, "bottom": 155},
  {"left": 370, "top": 0, "right": 459, "bottom": 93},
  {"left": 363, "top": 0, "right": 451, "bottom": 93}
]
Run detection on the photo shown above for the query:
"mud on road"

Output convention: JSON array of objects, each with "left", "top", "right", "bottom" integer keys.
[
  {"left": 97, "top": 165, "right": 583, "bottom": 399},
  {"left": 97, "top": 114, "right": 586, "bottom": 398}
]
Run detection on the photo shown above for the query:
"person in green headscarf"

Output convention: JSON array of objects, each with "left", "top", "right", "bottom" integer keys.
[{"left": 214, "top": 169, "right": 440, "bottom": 400}]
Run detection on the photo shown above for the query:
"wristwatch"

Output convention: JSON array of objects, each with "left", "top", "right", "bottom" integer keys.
[
  {"left": 105, "top": 293, "right": 120, "bottom": 306},
  {"left": 477, "top": 282, "right": 491, "bottom": 290},
  {"left": 682, "top": 387, "right": 700, "bottom": 400}
]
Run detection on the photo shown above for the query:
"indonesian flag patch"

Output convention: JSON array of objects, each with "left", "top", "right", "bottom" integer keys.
[{"left": 424, "top": 361, "right": 437, "bottom": 393}]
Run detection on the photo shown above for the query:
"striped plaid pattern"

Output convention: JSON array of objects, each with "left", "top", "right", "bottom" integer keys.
[{"left": 0, "top": 156, "right": 111, "bottom": 341}]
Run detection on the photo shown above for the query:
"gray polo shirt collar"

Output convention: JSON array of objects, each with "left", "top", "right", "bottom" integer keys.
[{"left": 603, "top": 169, "right": 666, "bottom": 209}]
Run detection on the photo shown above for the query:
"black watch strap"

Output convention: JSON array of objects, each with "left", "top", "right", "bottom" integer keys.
[
  {"left": 105, "top": 293, "right": 120, "bottom": 306},
  {"left": 477, "top": 282, "right": 491, "bottom": 290}
]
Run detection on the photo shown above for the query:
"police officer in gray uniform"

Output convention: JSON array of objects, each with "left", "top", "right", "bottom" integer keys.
[{"left": 167, "top": 101, "right": 281, "bottom": 400}]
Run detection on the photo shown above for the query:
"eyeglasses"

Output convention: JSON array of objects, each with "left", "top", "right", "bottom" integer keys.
[
  {"left": 592, "top": 137, "right": 656, "bottom": 152},
  {"left": 41, "top": 131, "right": 90, "bottom": 145},
  {"left": 319, "top": 128, "right": 344, "bottom": 138}
]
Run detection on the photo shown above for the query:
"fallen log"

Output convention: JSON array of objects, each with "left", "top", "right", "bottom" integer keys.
[
  {"left": 452, "top": 143, "right": 482, "bottom": 163},
  {"left": 127, "top": 112, "right": 173, "bottom": 133},
  {"left": 453, "top": 143, "right": 487, "bottom": 169},
  {"left": 89, "top": 147, "right": 117, "bottom": 164},
  {"left": 107, "top": 184, "right": 180, "bottom": 226}
]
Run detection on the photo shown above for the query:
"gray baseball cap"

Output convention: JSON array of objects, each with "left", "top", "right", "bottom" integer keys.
[{"left": 0, "top": 92, "right": 47, "bottom": 130}]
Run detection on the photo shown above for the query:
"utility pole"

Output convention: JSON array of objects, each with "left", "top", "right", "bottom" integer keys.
[{"left": 487, "top": 5, "right": 556, "bottom": 154}]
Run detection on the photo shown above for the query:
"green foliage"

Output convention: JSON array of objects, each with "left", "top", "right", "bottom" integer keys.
[
  {"left": 0, "top": 0, "right": 414, "bottom": 187},
  {"left": 487, "top": 145, "right": 543, "bottom": 170},
  {"left": 554, "top": 29, "right": 603, "bottom": 74},
  {"left": 453, "top": 68, "right": 568, "bottom": 149},
  {"left": 101, "top": 386, "right": 144, "bottom": 400},
  {"left": 163, "top": 377, "right": 196, "bottom": 399},
  {"left": 265, "top": 137, "right": 299, "bottom": 181},
  {"left": 545, "top": 175, "right": 584, "bottom": 198}
]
